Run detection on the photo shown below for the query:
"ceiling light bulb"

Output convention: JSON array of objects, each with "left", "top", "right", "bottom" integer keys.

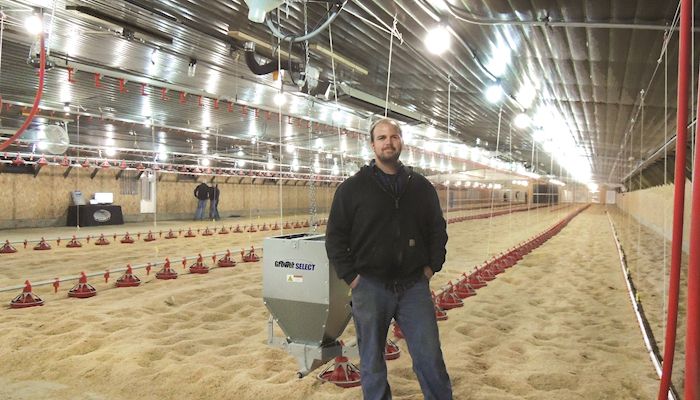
[
  {"left": 514, "top": 113, "right": 531, "bottom": 129},
  {"left": 158, "top": 152, "right": 167, "bottom": 161},
  {"left": 201, "top": 158, "right": 211, "bottom": 167},
  {"left": 144, "top": 117, "right": 152, "bottom": 128},
  {"left": 485, "top": 84, "right": 503, "bottom": 103},
  {"left": 37, "top": 141, "right": 48, "bottom": 151},
  {"left": 24, "top": 14, "right": 43, "bottom": 35},
  {"left": 273, "top": 92, "right": 286, "bottom": 106},
  {"left": 425, "top": 25, "right": 451, "bottom": 55},
  {"left": 105, "top": 147, "right": 117, "bottom": 157},
  {"left": 63, "top": 102, "right": 70, "bottom": 112}
]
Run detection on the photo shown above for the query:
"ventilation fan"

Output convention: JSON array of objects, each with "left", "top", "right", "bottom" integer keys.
[{"left": 42, "top": 124, "right": 69, "bottom": 155}]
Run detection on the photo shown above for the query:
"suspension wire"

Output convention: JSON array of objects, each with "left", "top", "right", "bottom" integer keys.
[
  {"left": 508, "top": 123, "right": 513, "bottom": 234},
  {"left": 485, "top": 105, "right": 503, "bottom": 260},
  {"left": 446, "top": 75, "right": 452, "bottom": 232},
  {"left": 0, "top": 8, "right": 4, "bottom": 81},
  {"left": 384, "top": 15, "right": 398, "bottom": 116},
  {"left": 277, "top": 9, "right": 285, "bottom": 233},
  {"left": 663, "top": 28, "right": 669, "bottom": 332},
  {"left": 327, "top": 3, "right": 341, "bottom": 224},
  {"left": 636, "top": 91, "right": 645, "bottom": 286}
]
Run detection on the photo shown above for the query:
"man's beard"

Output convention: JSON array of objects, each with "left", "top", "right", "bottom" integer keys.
[{"left": 377, "top": 147, "right": 401, "bottom": 163}]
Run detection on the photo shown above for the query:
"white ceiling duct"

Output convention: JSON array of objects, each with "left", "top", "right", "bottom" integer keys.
[{"left": 244, "top": 0, "right": 284, "bottom": 23}]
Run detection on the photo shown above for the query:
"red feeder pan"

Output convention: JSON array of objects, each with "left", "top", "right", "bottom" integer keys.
[
  {"left": 33, "top": 238, "right": 51, "bottom": 251},
  {"left": 66, "top": 236, "right": 82, "bottom": 248},
  {"left": 120, "top": 232, "right": 135, "bottom": 244},
  {"left": 260, "top": 223, "right": 269, "bottom": 231},
  {"left": 293, "top": 221, "right": 302, "bottom": 229},
  {"left": 246, "top": 225, "right": 258, "bottom": 233},
  {"left": 303, "top": 220, "right": 310, "bottom": 228},
  {"left": 116, "top": 265, "right": 141, "bottom": 287},
  {"left": 189, "top": 254, "right": 209, "bottom": 274},
  {"left": 155, "top": 259, "right": 178, "bottom": 280},
  {"left": 218, "top": 226, "right": 229, "bottom": 234},
  {"left": 452, "top": 280, "right": 476, "bottom": 299},
  {"left": 436, "top": 290, "right": 464, "bottom": 310},
  {"left": 202, "top": 227, "right": 214, "bottom": 236},
  {"left": 95, "top": 234, "right": 110, "bottom": 246},
  {"left": 384, "top": 339, "right": 401, "bottom": 360},
  {"left": 241, "top": 246, "right": 260, "bottom": 263},
  {"left": 271, "top": 223, "right": 280, "bottom": 230},
  {"left": 144, "top": 231, "right": 157, "bottom": 242},
  {"left": 68, "top": 272, "right": 97, "bottom": 298},
  {"left": 184, "top": 228, "right": 197, "bottom": 238},
  {"left": 393, "top": 322, "right": 404, "bottom": 339},
  {"left": 466, "top": 272, "right": 487, "bottom": 289},
  {"left": 233, "top": 225, "right": 243, "bottom": 233},
  {"left": 217, "top": 251, "right": 236, "bottom": 268},
  {"left": 432, "top": 297, "right": 448, "bottom": 321},
  {"left": 164, "top": 229, "right": 177, "bottom": 239},
  {"left": 283, "top": 222, "right": 291, "bottom": 229},
  {"left": 10, "top": 280, "right": 44, "bottom": 308},
  {"left": 1, "top": 240, "right": 17, "bottom": 253},
  {"left": 317, "top": 356, "right": 361, "bottom": 388}
]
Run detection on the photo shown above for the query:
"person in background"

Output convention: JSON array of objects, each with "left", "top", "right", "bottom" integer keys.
[
  {"left": 325, "top": 118, "right": 452, "bottom": 400},
  {"left": 209, "top": 184, "right": 220, "bottom": 221},
  {"left": 193, "top": 182, "right": 209, "bottom": 220}
]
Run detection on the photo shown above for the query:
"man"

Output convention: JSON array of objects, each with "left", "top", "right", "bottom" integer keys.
[
  {"left": 209, "top": 184, "right": 221, "bottom": 221},
  {"left": 193, "top": 182, "right": 209, "bottom": 220},
  {"left": 325, "top": 118, "right": 452, "bottom": 400}
]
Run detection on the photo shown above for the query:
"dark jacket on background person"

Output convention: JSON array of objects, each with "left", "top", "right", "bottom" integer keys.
[
  {"left": 325, "top": 162, "right": 447, "bottom": 286},
  {"left": 194, "top": 183, "right": 210, "bottom": 200},
  {"left": 209, "top": 185, "right": 220, "bottom": 201}
]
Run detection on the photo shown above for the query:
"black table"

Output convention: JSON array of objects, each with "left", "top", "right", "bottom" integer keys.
[{"left": 67, "top": 205, "right": 124, "bottom": 227}]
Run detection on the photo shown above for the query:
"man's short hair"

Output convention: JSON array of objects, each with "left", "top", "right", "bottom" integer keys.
[{"left": 369, "top": 118, "right": 402, "bottom": 141}]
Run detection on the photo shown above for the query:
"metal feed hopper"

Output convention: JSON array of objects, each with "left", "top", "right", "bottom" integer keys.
[{"left": 263, "top": 233, "right": 354, "bottom": 377}]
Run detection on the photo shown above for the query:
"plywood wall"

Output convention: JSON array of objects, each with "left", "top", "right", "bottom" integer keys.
[
  {"left": 0, "top": 166, "right": 336, "bottom": 228},
  {"left": 615, "top": 181, "right": 692, "bottom": 252}
]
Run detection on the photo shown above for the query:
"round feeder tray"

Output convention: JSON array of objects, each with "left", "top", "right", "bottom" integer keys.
[{"left": 317, "top": 356, "right": 361, "bottom": 388}]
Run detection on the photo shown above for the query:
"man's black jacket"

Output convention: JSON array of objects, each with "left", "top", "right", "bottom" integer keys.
[
  {"left": 194, "top": 183, "right": 209, "bottom": 200},
  {"left": 325, "top": 163, "right": 447, "bottom": 285}
]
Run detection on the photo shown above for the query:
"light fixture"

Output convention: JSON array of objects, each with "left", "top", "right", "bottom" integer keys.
[
  {"left": 63, "top": 102, "right": 70, "bottom": 112},
  {"left": 105, "top": 147, "right": 117, "bottom": 157},
  {"left": 273, "top": 92, "right": 286, "bottom": 106},
  {"left": 37, "top": 141, "right": 48, "bottom": 151},
  {"left": 150, "top": 48, "right": 158, "bottom": 65},
  {"left": 24, "top": 13, "right": 43, "bottom": 35},
  {"left": 514, "top": 113, "right": 531, "bottom": 129},
  {"left": 144, "top": 117, "right": 152, "bottom": 128},
  {"left": 332, "top": 109, "right": 343, "bottom": 123},
  {"left": 424, "top": 25, "right": 451, "bottom": 55},
  {"left": 158, "top": 151, "right": 167, "bottom": 161},
  {"left": 187, "top": 58, "right": 198, "bottom": 77},
  {"left": 485, "top": 84, "right": 503, "bottom": 104},
  {"left": 237, "top": 159, "right": 247, "bottom": 168},
  {"left": 291, "top": 158, "right": 300, "bottom": 172},
  {"left": 285, "top": 143, "right": 295, "bottom": 154},
  {"left": 242, "top": 0, "right": 284, "bottom": 23},
  {"left": 516, "top": 82, "right": 537, "bottom": 108},
  {"left": 201, "top": 158, "right": 211, "bottom": 167},
  {"left": 237, "top": 147, "right": 244, "bottom": 157}
]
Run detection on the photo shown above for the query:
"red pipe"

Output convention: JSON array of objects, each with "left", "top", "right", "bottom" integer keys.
[
  {"left": 658, "top": 0, "right": 691, "bottom": 398},
  {"left": 0, "top": 33, "right": 46, "bottom": 152}
]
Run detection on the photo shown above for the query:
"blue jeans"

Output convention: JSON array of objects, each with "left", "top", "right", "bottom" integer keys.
[
  {"left": 351, "top": 275, "right": 452, "bottom": 400},
  {"left": 194, "top": 199, "right": 207, "bottom": 220},
  {"left": 209, "top": 200, "right": 220, "bottom": 220}
]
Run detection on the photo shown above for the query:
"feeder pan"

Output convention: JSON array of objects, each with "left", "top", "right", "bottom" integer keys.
[
  {"left": 384, "top": 339, "right": 401, "bottom": 360},
  {"left": 466, "top": 272, "right": 487, "bottom": 289},
  {"left": 436, "top": 290, "right": 464, "bottom": 310},
  {"left": 12, "top": 154, "right": 25, "bottom": 166},
  {"left": 202, "top": 227, "right": 214, "bottom": 236},
  {"left": 116, "top": 265, "right": 141, "bottom": 287},
  {"left": 217, "top": 251, "right": 236, "bottom": 268},
  {"left": 184, "top": 228, "right": 197, "bottom": 238},
  {"left": 9, "top": 280, "right": 45, "bottom": 308},
  {"left": 271, "top": 223, "right": 279, "bottom": 230},
  {"left": 393, "top": 322, "right": 404, "bottom": 339},
  {"left": 303, "top": 220, "right": 310, "bottom": 228},
  {"left": 283, "top": 222, "right": 291, "bottom": 229},
  {"left": 233, "top": 225, "right": 243, "bottom": 233},
  {"left": 164, "top": 229, "right": 177, "bottom": 239},
  {"left": 434, "top": 303, "right": 448, "bottom": 321},
  {"left": 120, "top": 233, "right": 135, "bottom": 244},
  {"left": 218, "top": 227, "right": 230, "bottom": 234},
  {"left": 247, "top": 225, "right": 258, "bottom": 233},
  {"left": 144, "top": 231, "right": 157, "bottom": 242},
  {"left": 452, "top": 281, "right": 476, "bottom": 299},
  {"left": 33, "top": 238, "right": 51, "bottom": 251},
  {"left": 477, "top": 268, "right": 496, "bottom": 281},
  {"left": 260, "top": 223, "right": 269, "bottom": 231},
  {"left": 68, "top": 272, "right": 97, "bottom": 298},
  {"left": 189, "top": 254, "right": 209, "bottom": 274},
  {"left": 1, "top": 240, "right": 17, "bottom": 253},
  {"left": 37, "top": 155, "right": 49, "bottom": 166},
  {"left": 94, "top": 234, "right": 109, "bottom": 246},
  {"left": 293, "top": 222, "right": 302, "bottom": 229},
  {"left": 317, "top": 356, "right": 361, "bottom": 388},
  {"left": 66, "top": 236, "right": 82, "bottom": 248},
  {"left": 241, "top": 246, "right": 260, "bottom": 263},
  {"left": 155, "top": 259, "right": 178, "bottom": 280}
]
